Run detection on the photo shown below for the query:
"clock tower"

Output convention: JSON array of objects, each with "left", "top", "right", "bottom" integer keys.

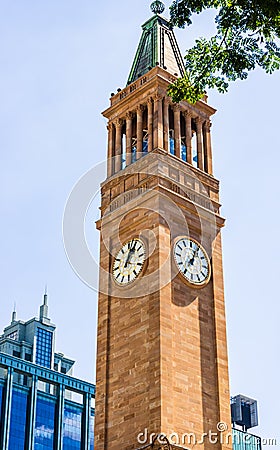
[{"left": 94, "top": 2, "right": 232, "bottom": 449}]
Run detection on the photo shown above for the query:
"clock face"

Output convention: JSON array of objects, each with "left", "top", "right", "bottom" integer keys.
[
  {"left": 113, "top": 238, "right": 146, "bottom": 285},
  {"left": 174, "top": 237, "right": 210, "bottom": 286}
]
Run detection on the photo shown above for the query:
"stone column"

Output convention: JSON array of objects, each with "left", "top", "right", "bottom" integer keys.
[
  {"left": 153, "top": 94, "right": 163, "bottom": 149},
  {"left": 163, "top": 98, "right": 170, "bottom": 152},
  {"left": 136, "top": 105, "right": 144, "bottom": 159},
  {"left": 147, "top": 98, "right": 153, "bottom": 152},
  {"left": 204, "top": 120, "right": 213, "bottom": 175},
  {"left": 174, "top": 104, "right": 181, "bottom": 158},
  {"left": 107, "top": 122, "right": 114, "bottom": 177},
  {"left": 114, "top": 118, "right": 123, "bottom": 172},
  {"left": 126, "top": 112, "right": 133, "bottom": 166},
  {"left": 184, "top": 110, "right": 192, "bottom": 164},
  {"left": 195, "top": 117, "right": 204, "bottom": 170}
]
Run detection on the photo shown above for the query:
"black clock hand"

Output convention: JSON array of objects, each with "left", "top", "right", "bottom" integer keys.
[
  {"left": 124, "top": 241, "right": 137, "bottom": 268},
  {"left": 128, "top": 241, "right": 138, "bottom": 261},
  {"left": 189, "top": 245, "right": 199, "bottom": 266},
  {"left": 124, "top": 246, "right": 132, "bottom": 269}
]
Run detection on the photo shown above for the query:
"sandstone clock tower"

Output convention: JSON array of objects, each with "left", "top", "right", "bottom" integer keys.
[{"left": 94, "top": 2, "right": 232, "bottom": 449}]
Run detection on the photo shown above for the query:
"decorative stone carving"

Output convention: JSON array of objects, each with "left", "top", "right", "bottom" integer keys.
[
  {"left": 195, "top": 116, "right": 203, "bottom": 127},
  {"left": 137, "top": 104, "right": 145, "bottom": 113},
  {"left": 107, "top": 122, "right": 113, "bottom": 131},
  {"left": 126, "top": 111, "right": 134, "bottom": 120},
  {"left": 204, "top": 120, "right": 212, "bottom": 132},
  {"left": 172, "top": 103, "right": 181, "bottom": 111},
  {"left": 153, "top": 93, "right": 164, "bottom": 102},
  {"left": 183, "top": 109, "right": 192, "bottom": 118},
  {"left": 114, "top": 118, "right": 123, "bottom": 128}
]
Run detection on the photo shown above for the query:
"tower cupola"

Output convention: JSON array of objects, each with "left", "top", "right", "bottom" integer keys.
[
  {"left": 103, "top": 2, "right": 215, "bottom": 180},
  {"left": 127, "top": 2, "right": 185, "bottom": 85}
]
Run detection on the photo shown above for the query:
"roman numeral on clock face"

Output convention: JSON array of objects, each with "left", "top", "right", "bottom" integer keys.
[
  {"left": 113, "top": 239, "right": 146, "bottom": 285},
  {"left": 174, "top": 237, "right": 211, "bottom": 287}
]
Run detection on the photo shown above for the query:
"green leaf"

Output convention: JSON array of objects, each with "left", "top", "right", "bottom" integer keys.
[{"left": 168, "top": 0, "right": 280, "bottom": 102}]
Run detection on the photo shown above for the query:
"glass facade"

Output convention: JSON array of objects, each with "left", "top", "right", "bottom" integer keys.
[
  {"left": 181, "top": 142, "right": 187, "bottom": 162},
  {"left": 63, "top": 402, "right": 82, "bottom": 450},
  {"left": 0, "top": 381, "right": 3, "bottom": 409},
  {"left": 89, "top": 411, "right": 94, "bottom": 450},
  {"left": 232, "top": 428, "right": 262, "bottom": 450},
  {"left": 142, "top": 138, "right": 148, "bottom": 154},
  {"left": 8, "top": 387, "right": 28, "bottom": 450},
  {"left": 36, "top": 328, "right": 53, "bottom": 368},
  {"left": 131, "top": 144, "right": 137, "bottom": 163},
  {"left": 0, "top": 381, "right": 3, "bottom": 436},
  {"left": 169, "top": 136, "right": 175, "bottom": 155},
  {"left": 0, "top": 353, "right": 95, "bottom": 450},
  {"left": 191, "top": 133, "right": 198, "bottom": 168},
  {"left": 34, "top": 394, "right": 56, "bottom": 450},
  {"left": 122, "top": 134, "right": 126, "bottom": 169}
]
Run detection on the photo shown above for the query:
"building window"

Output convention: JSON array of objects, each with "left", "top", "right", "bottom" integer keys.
[
  {"left": 131, "top": 140, "right": 137, "bottom": 163},
  {"left": 6, "top": 330, "right": 18, "bottom": 341},
  {"left": 0, "top": 382, "right": 4, "bottom": 425},
  {"left": 13, "top": 350, "right": 21, "bottom": 358},
  {"left": 122, "top": 131, "right": 127, "bottom": 169},
  {"left": 232, "top": 428, "right": 262, "bottom": 450},
  {"left": 34, "top": 395, "right": 56, "bottom": 450},
  {"left": 36, "top": 328, "right": 53, "bottom": 369},
  {"left": 191, "top": 132, "right": 198, "bottom": 168},
  {"left": 181, "top": 140, "right": 187, "bottom": 162},
  {"left": 8, "top": 388, "right": 28, "bottom": 450},
  {"left": 61, "top": 367, "right": 67, "bottom": 374},
  {"left": 25, "top": 353, "right": 32, "bottom": 362},
  {"left": 142, "top": 130, "right": 148, "bottom": 154},
  {"left": 169, "top": 130, "right": 175, "bottom": 155},
  {"left": 63, "top": 402, "right": 83, "bottom": 450},
  {"left": 54, "top": 363, "right": 58, "bottom": 371},
  {"left": 90, "top": 411, "right": 94, "bottom": 450}
]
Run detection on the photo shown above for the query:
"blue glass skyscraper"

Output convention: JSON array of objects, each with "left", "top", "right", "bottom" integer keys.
[{"left": 0, "top": 294, "right": 95, "bottom": 450}]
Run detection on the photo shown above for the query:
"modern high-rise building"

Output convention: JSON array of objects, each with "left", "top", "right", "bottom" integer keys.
[
  {"left": 0, "top": 294, "right": 95, "bottom": 450},
  {"left": 93, "top": 1, "right": 263, "bottom": 449}
]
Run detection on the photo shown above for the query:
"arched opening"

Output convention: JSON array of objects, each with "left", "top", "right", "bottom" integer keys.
[
  {"left": 180, "top": 113, "right": 187, "bottom": 162},
  {"left": 169, "top": 107, "right": 175, "bottom": 155},
  {"left": 112, "top": 124, "right": 116, "bottom": 173},
  {"left": 142, "top": 107, "right": 148, "bottom": 154},
  {"left": 191, "top": 118, "right": 198, "bottom": 168},
  {"left": 121, "top": 123, "right": 126, "bottom": 169},
  {"left": 131, "top": 115, "right": 137, "bottom": 163}
]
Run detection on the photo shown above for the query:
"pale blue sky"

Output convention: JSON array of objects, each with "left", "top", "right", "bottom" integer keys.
[{"left": 0, "top": 0, "right": 279, "bottom": 443}]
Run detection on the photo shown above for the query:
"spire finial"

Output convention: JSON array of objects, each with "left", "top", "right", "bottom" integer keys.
[
  {"left": 44, "top": 285, "right": 48, "bottom": 305},
  {"left": 40, "top": 286, "right": 50, "bottom": 322},
  {"left": 11, "top": 302, "right": 17, "bottom": 323},
  {"left": 150, "top": 0, "right": 165, "bottom": 15}
]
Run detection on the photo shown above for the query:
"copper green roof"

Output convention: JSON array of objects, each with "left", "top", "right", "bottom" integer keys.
[{"left": 127, "top": 14, "right": 185, "bottom": 85}]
